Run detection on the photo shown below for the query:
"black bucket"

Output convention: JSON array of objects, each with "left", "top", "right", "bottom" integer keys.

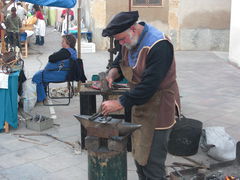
[{"left": 168, "top": 116, "right": 203, "bottom": 156}]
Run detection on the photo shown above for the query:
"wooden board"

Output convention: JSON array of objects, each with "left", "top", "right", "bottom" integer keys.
[{"left": 20, "top": 24, "right": 34, "bottom": 32}]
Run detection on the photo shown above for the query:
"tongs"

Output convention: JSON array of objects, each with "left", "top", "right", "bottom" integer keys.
[
  {"left": 89, "top": 111, "right": 112, "bottom": 128},
  {"left": 88, "top": 112, "right": 102, "bottom": 121}
]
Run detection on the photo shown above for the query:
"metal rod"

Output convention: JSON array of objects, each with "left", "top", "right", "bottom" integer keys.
[
  {"left": 77, "top": 0, "right": 82, "bottom": 92},
  {"left": 19, "top": 135, "right": 40, "bottom": 142},
  {"left": 77, "top": 7, "right": 81, "bottom": 58},
  {"left": 182, "top": 156, "right": 209, "bottom": 169},
  {"left": 170, "top": 166, "right": 184, "bottom": 178},
  {"left": 129, "top": 0, "right": 131, "bottom": 11},
  {"left": 66, "top": 8, "right": 69, "bottom": 34},
  {"left": 18, "top": 137, "right": 48, "bottom": 146},
  {"left": 89, "top": 112, "right": 102, "bottom": 121},
  {"left": 108, "top": 37, "right": 114, "bottom": 68},
  {"left": 13, "top": 133, "right": 76, "bottom": 148}
]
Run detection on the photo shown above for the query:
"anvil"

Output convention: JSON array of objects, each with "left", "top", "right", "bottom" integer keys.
[{"left": 74, "top": 114, "right": 141, "bottom": 138}]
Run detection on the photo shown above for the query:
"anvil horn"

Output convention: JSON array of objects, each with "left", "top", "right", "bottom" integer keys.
[
  {"left": 74, "top": 114, "right": 96, "bottom": 128},
  {"left": 117, "top": 122, "right": 142, "bottom": 136}
]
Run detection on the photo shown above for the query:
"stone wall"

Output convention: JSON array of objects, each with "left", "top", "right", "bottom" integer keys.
[
  {"left": 82, "top": 0, "right": 231, "bottom": 51},
  {"left": 178, "top": 0, "right": 231, "bottom": 51},
  {"left": 229, "top": 0, "right": 240, "bottom": 66}
]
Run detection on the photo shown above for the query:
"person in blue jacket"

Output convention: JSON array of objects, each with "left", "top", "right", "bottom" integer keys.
[{"left": 32, "top": 34, "right": 77, "bottom": 102}]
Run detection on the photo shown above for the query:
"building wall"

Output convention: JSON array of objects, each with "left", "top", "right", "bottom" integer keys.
[
  {"left": 105, "top": 0, "right": 169, "bottom": 29},
  {"left": 229, "top": 0, "right": 240, "bottom": 66},
  {"left": 82, "top": 0, "right": 107, "bottom": 49},
  {"left": 131, "top": 1, "right": 169, "bottom": 34},
  {"left": 83, "top": 0, "right": 231, "bottom": 51},
  {"left": 104, "top": 0, "right": 170, "bottom": 50},
  {"left": 178, "top": 0, "right": 231, "bottom": 50}
]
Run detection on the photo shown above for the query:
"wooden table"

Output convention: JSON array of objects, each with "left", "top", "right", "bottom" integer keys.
[
  {"left": 20, "top": 25, "right": 34, "bottom": 58},
  {"left": 20, "top": 24, "right": 34, "bottom": 32}
]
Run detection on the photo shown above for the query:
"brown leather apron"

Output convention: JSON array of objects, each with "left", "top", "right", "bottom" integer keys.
[{"left": 120, "top": 63, "right": 175, "bottom": 166}]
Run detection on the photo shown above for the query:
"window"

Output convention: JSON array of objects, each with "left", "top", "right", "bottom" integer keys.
[{"left": 132, "top": 0, "right": 163, "bottom": 7}]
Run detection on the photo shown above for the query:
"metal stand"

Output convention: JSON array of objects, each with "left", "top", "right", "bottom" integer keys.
[{"left": 74, "top": 114, "right": 141, "bottom": 180}]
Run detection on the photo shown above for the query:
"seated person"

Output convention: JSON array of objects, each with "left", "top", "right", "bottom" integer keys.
[{"left": 32, "top": 34, "right": 77, "bottom": 102}]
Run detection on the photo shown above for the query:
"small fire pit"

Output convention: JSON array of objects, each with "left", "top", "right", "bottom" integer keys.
[
  {"left": 170, "top": 142, "right": 240, "bottom": 179},
  {"left": 224, "top": 176, "right": 240, "bottom": 180}
]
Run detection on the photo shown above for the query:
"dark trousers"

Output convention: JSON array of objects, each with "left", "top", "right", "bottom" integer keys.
[
  {"left": 6, "top": 32, "right": 21, "bottom": 51},
  {"left": 135, "top": 129, "right": 171, "bottom": 180},
  {"left": 35, "top": 35, "right": 40, "bottom": 45},
  {"left": 36, "top": 36, "right": 44, "bottom": 45}
]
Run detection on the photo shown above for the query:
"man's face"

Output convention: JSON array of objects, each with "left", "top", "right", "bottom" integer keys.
[
  {"left": 114, "top": 29, "right": 138, "bottom": 50},
  {"left": 11, "top": 9, "right": 17, "bottom": 16}
]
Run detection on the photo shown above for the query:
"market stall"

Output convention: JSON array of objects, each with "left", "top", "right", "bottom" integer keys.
[{"left": 0, "top": 0, "right": 78, "bottom": 132}]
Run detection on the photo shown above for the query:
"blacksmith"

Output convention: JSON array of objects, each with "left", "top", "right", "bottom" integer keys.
[{"left": 101, "top": 11, "right": 181, "bottom": 180}]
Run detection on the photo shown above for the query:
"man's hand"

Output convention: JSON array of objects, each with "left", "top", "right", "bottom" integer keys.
[
  {"left": 106, "top": 68, "right": 120, "bottom": 88},
  {"left": 105, "top": 75, "right": 114, "bottom": 88},
  {"left": 101, "top": 100, "right": 123, "bottom": 116}
]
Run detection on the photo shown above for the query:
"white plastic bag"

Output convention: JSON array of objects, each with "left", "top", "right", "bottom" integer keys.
[
  {"left": 201, "top": 126, "right": 236, "bottom": 161},
  {"left": 22, "top": 79, "right": 37, "bottom": 113}
]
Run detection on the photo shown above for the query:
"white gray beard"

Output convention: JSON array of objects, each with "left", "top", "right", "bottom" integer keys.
[
  {"left": 125, "top": 44, "right": 133, "bottom": 50},
  {"left": 124, "top": 38, "right": 138, "bottom": 50}
]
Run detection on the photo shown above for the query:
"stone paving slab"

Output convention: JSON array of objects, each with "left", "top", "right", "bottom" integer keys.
[
  {"left": 1, "top": 163, "right": 49, "bottom": 180},
  {"left": 43, "top": 163, "right": 88, "bottom": 180},
  {"left": 0, "top": 174, "right": 8, "bottom": 180},
  {"left": 0, "top": 147, "right": 50, "bottom": 169},
  {"left": 33, "top": 152, "right": 81, "bottom": 173}
]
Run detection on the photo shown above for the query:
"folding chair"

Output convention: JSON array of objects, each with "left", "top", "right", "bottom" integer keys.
[
  {"left": 42, "top": 58, "right": 87, "bottom": 106},
  {"left": 42, "top": 60, "right": 74, "bottom": 106}
]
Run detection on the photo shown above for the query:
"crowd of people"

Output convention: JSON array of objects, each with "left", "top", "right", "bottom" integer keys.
[
  {"left": 0, "top": 2, "right": 46, "bottom": 51},
  {"left": 0, "top": 1, "right": 75, "bottom": 51},
  {"left": 0, "top": 1, "right": 78, "bottom": 106}
]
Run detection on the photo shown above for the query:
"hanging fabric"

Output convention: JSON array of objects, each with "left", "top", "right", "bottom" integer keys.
[{"left": 19, "top": 0, "right": 76, "bottom": 8}]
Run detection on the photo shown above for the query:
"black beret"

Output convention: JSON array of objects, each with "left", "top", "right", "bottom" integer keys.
[{"left": 102, "top": 11, "right": 139, "bottom": 37}]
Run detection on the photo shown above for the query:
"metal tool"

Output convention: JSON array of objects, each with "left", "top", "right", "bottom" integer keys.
[
  {"left": 18, "top": 137, "right": 48, "bottom": 146},
  {"left": 182, "top": 156, "right": 209, "bottom": 170},
  {"left": 170, "top": 166, "right": 185, "bottom": 179},
  {"left": 94, "top": 116, "right": 112, "bottom": 127},
  {"left": 88, "top": 112, "right": 102, "bottom": 121}
]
